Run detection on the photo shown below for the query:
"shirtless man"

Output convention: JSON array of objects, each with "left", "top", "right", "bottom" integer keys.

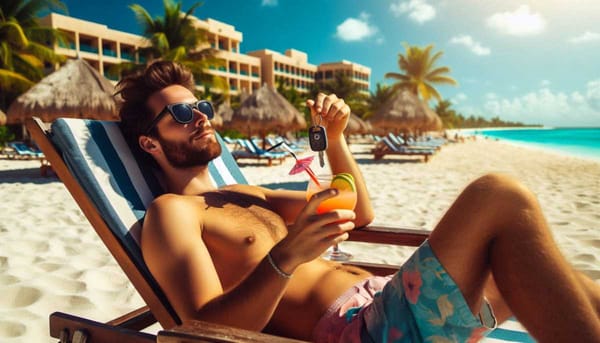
[{"left": 117, "top": 61, "right": 600, "bottom": 342}]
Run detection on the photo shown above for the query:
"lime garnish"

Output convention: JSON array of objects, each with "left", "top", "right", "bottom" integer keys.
[{"left": 331, "top": 173, "right": 356, "bottom": 192}]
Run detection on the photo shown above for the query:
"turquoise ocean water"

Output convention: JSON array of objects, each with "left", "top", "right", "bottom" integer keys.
[{"left": 475, "top": 128, "right": 600, "bottom": 162}]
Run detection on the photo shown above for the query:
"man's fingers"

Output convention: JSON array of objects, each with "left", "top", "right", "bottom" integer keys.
[
  {"left": 314, "top": 93, "right": 327, "bottom": 114},
  {"left": 306, "top": 99, "right": 316, "bottom": 116},
  {"left": 298, "top": 188, "right": 338, "bottom": 220},
  {"left": 321, "top": 94, "right": 338, "bottom": 117},
  {"left": 327, "top": 99, "right": 349, "bottom": 122}
]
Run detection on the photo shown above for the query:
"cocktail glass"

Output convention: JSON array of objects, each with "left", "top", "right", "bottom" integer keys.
[{"left": 306, "top": 175, "right": 357, "bottom": 261}]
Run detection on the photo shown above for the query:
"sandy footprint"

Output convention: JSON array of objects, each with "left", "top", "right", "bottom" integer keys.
[
  {"left": 0, "top": 274, "right": 20, "bottom": 286},
  {"left": 0, "top": 321, "right": 26, "bottom": 339},
  {"left": 34, "top": 274, "right": 87, "bottom": 294},
  {"left": 35, "top": 262, "right": 62, "bottom": 273},
  {"left": 0, "top": 286, "right": 42, "bottom": 308},
  {"left": 8, "top": 239, "right": 50, "bottom": 254},
  {"left": 52, "top": 294, "right": 97, "bottom": 311},
  {"left": 81, "top": 268, "right": 129, "bottom": 291}
]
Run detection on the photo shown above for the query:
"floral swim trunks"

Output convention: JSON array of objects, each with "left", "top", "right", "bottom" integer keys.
[{"left": 312, "top": 240, "right": 497, "bottom": 342}]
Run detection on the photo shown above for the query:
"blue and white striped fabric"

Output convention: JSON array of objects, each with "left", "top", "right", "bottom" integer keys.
[
  {"left": 50, "top": 118, "right": 247, "bottom": 323},
  {"left": 486, "top": 318, "right": 535, "bottom": 342},
  {"left": 49, "top": 118, "right": 533, "bottom": 342}
]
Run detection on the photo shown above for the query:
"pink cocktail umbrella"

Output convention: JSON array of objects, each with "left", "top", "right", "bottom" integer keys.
[
  {"left": 267, "top": 141, "right": 321, "bottom": 187},
  {"left": 288, "top": 155, "right": 320, "bottom": 186}
]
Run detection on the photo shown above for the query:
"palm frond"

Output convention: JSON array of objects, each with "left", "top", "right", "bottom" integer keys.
[
  {"left": 384, "top": 72, "right": 408, "bottom": 81},
  {"left": 425, "top": 66, "right": 450, "bottom": 79},
  {"left": 1, "top": 20, "right": 29, "bottom": 49},
  {"left": 428, "top": 75, "right": 458, "bottom": 86},
  {"left": 26, "top": 41, "right": 65, "bottom": 63},
  {"left": 0, "top": 68, "right": 35, "bottom": 92}
]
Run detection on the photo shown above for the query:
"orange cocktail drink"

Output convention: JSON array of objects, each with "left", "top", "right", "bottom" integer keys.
[{"left": 306, "top": 175, "right": 357, "bottom": 214}]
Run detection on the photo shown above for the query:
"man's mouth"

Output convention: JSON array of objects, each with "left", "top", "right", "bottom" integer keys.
[{"left": 192, "top": 129, "right": 214, "bottom": 140}]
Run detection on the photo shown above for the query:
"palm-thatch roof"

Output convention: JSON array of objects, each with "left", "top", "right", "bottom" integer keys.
[
  {"left": 369, "top": 90, "right": 430, "bottom": 134},
  {"left": 345, "top": 113, "right": 370, "bottom": 135},
  {"left": 7, "top": 59, "right": 119, "bottom": 124},
  {"left": 229, "top": 84, "right": 306, "bottom": 138},
  {"left": 0, "top": 109, "right": 6, "bottom": 126}
]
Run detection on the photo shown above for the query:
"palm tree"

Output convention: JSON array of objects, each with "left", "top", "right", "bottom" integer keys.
[
  {"left": 385, "top": 44, "right": 457, "bottom": 103},
  {"left": 126, "top": 0, "right": 224, "bottom": 93},
  {"left": 313, "top": 71, "right": 368, "bottom": 117},
  {"left": 364, "top": 83, "right": 393, "bottom": 120},
  {"left": 0, "top": 0, "right": 67, "bottom": 110},
  {"left": 434, "top": 99, "right": 457, "bottom": 128}
]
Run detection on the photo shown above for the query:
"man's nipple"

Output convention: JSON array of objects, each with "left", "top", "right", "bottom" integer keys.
[{"left": 244, "top": 235, "right": 256, "bottom": 244}]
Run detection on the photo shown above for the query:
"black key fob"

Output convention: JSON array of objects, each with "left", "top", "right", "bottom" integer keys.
[{"left": 309, "top": 125, "right": 327, "bottom": 151}]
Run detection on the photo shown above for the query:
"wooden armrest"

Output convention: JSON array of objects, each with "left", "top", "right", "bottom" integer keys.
[
  {"left": 49, "top": 312, "right": 155, "bottom": 343},
  {"left": 158, "top": 320, "right": 308, "bottom": 343},
  {"left": 106, "top": 306, "right": 156, "bottom": 330},
  {"left": 348, "top": 225, "right": 430, "bottom": 246}
]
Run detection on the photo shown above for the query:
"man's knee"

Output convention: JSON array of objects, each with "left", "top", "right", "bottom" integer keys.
[{"left": 465, "top": 173, "right": 538, "bottom": 210}]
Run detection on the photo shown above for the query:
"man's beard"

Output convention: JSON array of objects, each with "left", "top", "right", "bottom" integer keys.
[{"left": 157, "top": 132, "right": 222, "bottom": 168}]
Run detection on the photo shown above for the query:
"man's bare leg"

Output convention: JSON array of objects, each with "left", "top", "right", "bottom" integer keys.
[{"left": 427, "top": 173, "right": 600, "bottom": 341}]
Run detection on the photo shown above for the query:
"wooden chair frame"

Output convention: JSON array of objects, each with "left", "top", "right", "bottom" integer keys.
[{"left": 26, "top": 117, "right": 430, "bottom": 342}]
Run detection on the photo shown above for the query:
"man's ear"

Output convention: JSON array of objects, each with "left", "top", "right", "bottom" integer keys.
[{"left": 139, "top": 135, "right": 159, "bottom": 154}]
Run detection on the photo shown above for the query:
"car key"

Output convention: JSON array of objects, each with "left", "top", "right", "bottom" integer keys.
[{"left": 308, "top": 115, "right": 327, "bottom": 167}]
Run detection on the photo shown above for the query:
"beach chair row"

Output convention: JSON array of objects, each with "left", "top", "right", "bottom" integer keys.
[{"left": 372, "top": 134, "right": 442, "bottom": 162}]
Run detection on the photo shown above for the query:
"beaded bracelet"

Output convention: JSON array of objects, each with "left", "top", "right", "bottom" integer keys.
[{"left": 266, "top": 252, "right": 292, "bottom": 279}]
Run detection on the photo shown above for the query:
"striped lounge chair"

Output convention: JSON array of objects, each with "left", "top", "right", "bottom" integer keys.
[{"left": 26, "top": 117, "right": 534, "bottom": 342}]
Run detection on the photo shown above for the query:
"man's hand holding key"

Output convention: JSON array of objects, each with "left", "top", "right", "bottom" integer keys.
[{"left": 306, "top": 93, "right": 351, "bottom": 168}]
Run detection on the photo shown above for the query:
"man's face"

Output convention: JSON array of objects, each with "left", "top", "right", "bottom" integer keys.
[{"left": 146, "top": 85, "right": 221, "bottom": 168}]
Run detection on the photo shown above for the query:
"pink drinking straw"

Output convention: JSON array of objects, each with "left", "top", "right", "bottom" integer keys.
[
  {"left": 267, "top": 141, "right": 321, "bottom": 187},
  {"left": 288, "top": 155, "right": 320, "bottom": 187}
]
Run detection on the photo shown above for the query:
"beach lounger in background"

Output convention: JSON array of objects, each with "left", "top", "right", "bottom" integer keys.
[
  {"left": 8, "top": 141, "right": 45, "bottom": 159},
  {"left": 265, "top": 137, "right": 305, "bottom": 154},
  {"left": 7, "top": 141, "right": 53, "bottom": 176},
  {"left": 372, "top": 136, "right": 436, "bottom": 162},
  {"left": 26, "top": 117, "right": 533, "bottom": 343},
  {"left": 389, "top": 133, "right": 444, "bottom": 151},
  {"left": 230, "top": 138, "right": 288, "bottom": 166}
]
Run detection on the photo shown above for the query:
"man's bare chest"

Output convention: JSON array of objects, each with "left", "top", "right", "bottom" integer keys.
[{"left": 199, "top": 190, "right": 287, "bottom": 250}]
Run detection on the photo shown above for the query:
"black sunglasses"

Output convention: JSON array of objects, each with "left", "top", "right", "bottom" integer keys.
[{"left": 145, "top": 100, "right": 214, "bottom": 135}]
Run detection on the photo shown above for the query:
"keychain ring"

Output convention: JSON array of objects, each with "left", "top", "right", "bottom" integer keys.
[{"left": 315, "top": 114, "right": 323, "bottom": 126}]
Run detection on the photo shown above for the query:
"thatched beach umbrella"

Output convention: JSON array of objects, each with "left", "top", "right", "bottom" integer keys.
[
  {"left": 345, "top": 113, "right": 370, "bottom": 135},
  {"left": 417, "top": 105, "right": 443, "bottom": 133},
  {"left": 369, "top": 90, "right": 429, "bottom": 135},
  {"left": 0, "top": 109, "right": 6, "bottom": 126},
  {"left": 229, "top": 84, "right": 305, "bottom": 147},
  {"left": 7, "top": 59, "right": 118, "bottom": 125},
  {"left": 211, "top": 102, "right": 233, "bottom": 130}
]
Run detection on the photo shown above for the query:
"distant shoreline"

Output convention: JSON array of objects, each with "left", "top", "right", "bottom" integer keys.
[{"left": 462, "top": 127, "right": 600, "bottom": 163}]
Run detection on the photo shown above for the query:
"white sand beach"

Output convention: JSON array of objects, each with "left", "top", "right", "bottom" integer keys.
[{"left": 0, "top": 138, "right": 599, "bottom": 342}]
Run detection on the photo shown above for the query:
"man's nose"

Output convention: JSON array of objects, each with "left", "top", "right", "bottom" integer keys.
[{"left": 193, "top": 109, "right": 209, "bottom": 126}]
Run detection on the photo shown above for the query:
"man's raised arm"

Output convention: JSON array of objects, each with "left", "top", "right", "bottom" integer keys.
[{"left": 307, "top": 93, "right": 374, "bottom": 227}]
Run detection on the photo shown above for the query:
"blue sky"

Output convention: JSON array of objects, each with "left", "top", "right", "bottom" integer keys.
[{"left": 58, "top": 0, "right": 600, "bottom": 127}]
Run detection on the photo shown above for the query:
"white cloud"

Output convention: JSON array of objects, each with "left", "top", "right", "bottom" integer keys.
[
  {"left": 569, "top": 31, "right": 600, "bottom": 44},
  {"left": 449, "top": 35, "right": 491, "bottom": 56},
  {"left": 586, "top": 80, "right": 600, "bottom": 111},
  {"left": 451, "top": 92, "right": 468, "bottom": 104},
  {"left": 486, "top": 5, "right": 546, "bottom": 36},
  {"left": 473, "top": 81, "right": 600, "bottom": 126},
  {"left": 540, "top": 80, "right": 551, "bottom": 87},
  {"left": 335, "top": 12, "right": 378, "bottom": 42},
  {"left": 390, "top": 0, "right": 436, "bottom": 24},
  {"left": 485, "top": 92, "right": 498, "bottom": 100},
  {"left": 261, "top": 0, "right": 278, "bottom": 6}
]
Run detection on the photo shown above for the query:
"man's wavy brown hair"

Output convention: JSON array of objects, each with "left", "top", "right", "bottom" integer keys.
[{"left": 116, "top": 61, "right": 195, "bottom": 151}]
